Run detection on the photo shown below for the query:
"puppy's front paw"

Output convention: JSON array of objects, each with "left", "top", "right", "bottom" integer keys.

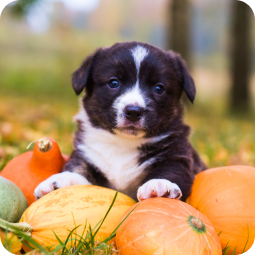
[
  {"left": 137, "top": 179, "right": 182, "bottom": 201},
  {"left": 34, "top": 172, "right": 91, "bottom": 199}
]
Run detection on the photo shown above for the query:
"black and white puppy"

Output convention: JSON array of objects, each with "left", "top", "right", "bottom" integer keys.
[{"left": 35, "top": 42, "right": 206, "bottom": 202}]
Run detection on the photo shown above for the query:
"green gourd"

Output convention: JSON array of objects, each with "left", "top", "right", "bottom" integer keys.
[{"left": 0, "top": 176, "right": 28, "bottom": 222}]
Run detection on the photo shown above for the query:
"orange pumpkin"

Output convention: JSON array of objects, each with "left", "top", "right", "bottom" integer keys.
[
  {"left": 116, "top": 197, "right": 222, "bottom": 255},
  {"left": 0, "top": 137, "right": 68, "bottom": 205},
  {"left": 186, "top": 165, "right": 255, "bottom": 254}
]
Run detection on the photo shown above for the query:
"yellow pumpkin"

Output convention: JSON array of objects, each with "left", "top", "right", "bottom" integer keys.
[
  {"left": 0, "top": 185, "right": 135, "bottom": 252},
  {"left": 186, "top": 165, "right": 255, "bottom": 254}
]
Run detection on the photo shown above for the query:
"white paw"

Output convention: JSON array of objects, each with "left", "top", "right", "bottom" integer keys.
[
  {"left": 137, "top": 179, "right": 182, "bottom": 201},
  {"left": 34, "top": 172, "right": 91, "bottom": 199}
]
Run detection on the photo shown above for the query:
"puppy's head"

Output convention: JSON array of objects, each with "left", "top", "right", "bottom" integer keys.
[{"left": 72, "top": 42, "right": 195, "bottom": 138}]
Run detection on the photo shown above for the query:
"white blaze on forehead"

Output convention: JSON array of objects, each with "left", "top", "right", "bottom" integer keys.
[
  {"left": 113, "top": 45, "right": 149, "bottom": 127},
  {"left": 131, "top": 45, "right": 149, "bottom": 73}
]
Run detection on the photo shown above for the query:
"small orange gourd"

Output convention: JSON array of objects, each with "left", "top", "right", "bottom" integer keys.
[
  {"left": 116, "top": 198, "right": 222, "bottom": 255},
  {"left": 186, "top": 165, "right": 255, "bottom": 254},
  {"left": 0, "top": 137, "right": 68, "bottom": 205}
]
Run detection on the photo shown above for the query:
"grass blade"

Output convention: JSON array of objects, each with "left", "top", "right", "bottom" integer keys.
[
  {"left": 93, "top": 191, "right": 119, "bottom": 238},
  {"left": 61, "top": 225, "right": 81, "bottom": 255},
  {"left": 52, "top": 230, "right": 65, "bottom": 248},
  {"left": 103, "top": 203, "right": 139, "bottom": 244},
  {"left": 222, "top": 241, "right": 230, "bottom": 254},
  {"left": 242, "top": 225, "right": 249, "bottom": 253},
  {"left": 74, "top": 220, "right": 89, "bottom": 252},
  {"left": 223, "top": 246, "right": 231, "bottom": 255}
]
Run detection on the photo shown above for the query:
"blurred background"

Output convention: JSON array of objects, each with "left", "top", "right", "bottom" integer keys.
[{"left": 0, "top": 0, "right": 254, "bottom": 170}]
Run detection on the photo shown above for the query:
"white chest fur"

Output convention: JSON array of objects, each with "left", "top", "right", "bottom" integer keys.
[{"left": 74, "top": 110, "right": 165, "bottom": 191}]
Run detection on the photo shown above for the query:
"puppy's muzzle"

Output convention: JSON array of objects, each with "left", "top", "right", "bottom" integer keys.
[{"left": 124, "top": 105, "right": 144, "bottom": 122}]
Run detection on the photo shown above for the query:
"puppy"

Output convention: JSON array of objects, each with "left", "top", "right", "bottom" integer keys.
[{"left": 35, "top": 42, "right": 206, "bottom": 202}]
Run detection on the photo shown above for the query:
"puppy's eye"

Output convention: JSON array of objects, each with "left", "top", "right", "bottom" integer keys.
[
  {"left": 153, "top": 84, "right": 165, "bottom": 95},
  {"left": 108, "top": 79, "right": 120, "bottom": 89}
]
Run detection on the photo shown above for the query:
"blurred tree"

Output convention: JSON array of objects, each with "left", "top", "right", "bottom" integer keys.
[
  {"left": 230, "top": 1, "right": 253, "bottom": 113},
  {"left": 8, "top": 0, "right": 40, "bottom": 17},
  {"left": 167, "top": 0, "right": 192, "bottom": 105},
  {"left": 167, "top": 0, "right": 191, "bottom": 68}
]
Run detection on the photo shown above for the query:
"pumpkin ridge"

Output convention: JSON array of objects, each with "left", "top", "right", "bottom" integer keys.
[
  {"left": 201, "top": 234, "right": 212, "bottom": 254},
  {"left": 154, "top": 228, "right": 192, "bottom": 255},
  {"left": 177, "top": 200, "right": 193, "bottom": 216}
]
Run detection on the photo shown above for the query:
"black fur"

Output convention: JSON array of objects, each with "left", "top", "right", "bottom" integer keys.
[{"left": 63, "top": 42, "right": 206, "bottom": 201}]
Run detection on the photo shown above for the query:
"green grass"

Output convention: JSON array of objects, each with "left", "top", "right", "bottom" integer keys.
[{"left": 185, "top": 99, "right": 255, "bottom": 168}]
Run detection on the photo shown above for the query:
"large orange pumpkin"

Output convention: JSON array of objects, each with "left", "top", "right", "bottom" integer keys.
[
  {"left": 116, "top": 197, "right": 222, "bottom": 255},
  {"left": 186, "top": 165, "right": 255, "bottom": 254},
  {"left": 0, "top": 185, "right": 136, "bottom": 253},
  {"left": 0, "top": 137, "right": 68, "bottom": 205}
]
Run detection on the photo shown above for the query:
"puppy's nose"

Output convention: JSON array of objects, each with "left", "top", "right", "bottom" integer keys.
[{"left": 124, "top": 105, "right": 144, "bottom": 122}]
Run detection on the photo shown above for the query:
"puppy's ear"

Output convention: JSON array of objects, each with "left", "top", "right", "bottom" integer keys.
[
  {"left": 174, "top": 54, "right": 196, "bottom": 103},
  {"left": 72, "top": 49, "right": 101, "bottom": 95}
]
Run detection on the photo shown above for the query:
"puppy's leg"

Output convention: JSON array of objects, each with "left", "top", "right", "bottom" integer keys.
[
  {"left": 137, "top": 162, "right": 194, "bottom": 202},
  {"left": 137, "top": 179, "right": 182, "bottom": 201},
  {"left": 34, "top": 172, "right": 90, "bottom": 199},
  {"left": 34, "top": 150, "right": 91, "bottom": 199}
]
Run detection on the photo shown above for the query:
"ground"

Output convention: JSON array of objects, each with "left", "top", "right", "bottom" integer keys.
[{"left": 0, "top": 94, "right": 254, "bottom": 171}]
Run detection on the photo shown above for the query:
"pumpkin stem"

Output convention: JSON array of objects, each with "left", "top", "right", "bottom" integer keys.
[
  {"left": 187, "top": 215, "right": 206, "bottom": 234},
  {"left": 38, "top": 137, "right": 52, "bottom": 152},
  {"left": 0, "top": 218, "right": 33, "bottom": 237},
  {"left": 191, "top": 217, "right": 203, "bottom": 229}
]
